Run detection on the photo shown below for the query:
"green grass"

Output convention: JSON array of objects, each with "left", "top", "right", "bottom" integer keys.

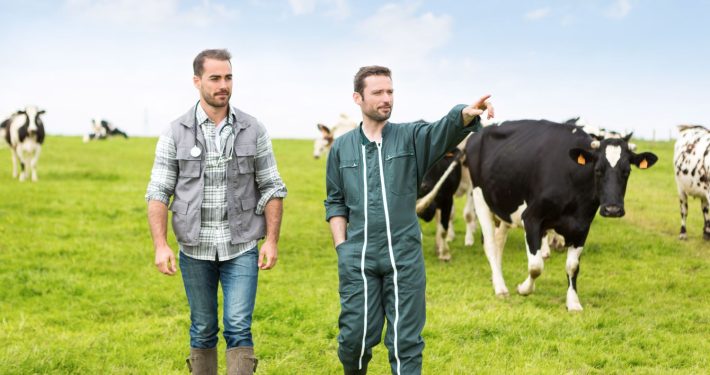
[{"left": 0, "top": 137, "right": 708, "bottom": 374}]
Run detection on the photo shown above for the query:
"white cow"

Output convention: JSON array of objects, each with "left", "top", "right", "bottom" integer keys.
[
  {"left": 674, "top": 124, "right": 710, "bottom": 240},
  {"left": 3, "top": 106, "right": 46, "bottom": 182},
  {"left": 313, "top": 113, "right": 357, "bottom": 159}
]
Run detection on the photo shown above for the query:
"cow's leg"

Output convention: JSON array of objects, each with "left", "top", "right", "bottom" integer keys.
[
  {"left": 702, "top": 195, "right": 710, "bottom": 240},
  {"left": 565, "top": 246, "right": 584, "bottom": 311},
  {"left": 679, "top": 192, "right": 688, "bottom": 240},
  {"left": 517, "top": 221, "right": 544, "bottom": 296},
  {"left": 494, "top": 221, "right": 509, "bottom": 259},
  {"left": 540, "top": 234, "right": 551, "bottom": 260},
  {"left": 29, "top": 146, "right": 41, "bottom": 182},
  {"left": 434, "top": 209, "right": 451, "bottom": 261},
  {"left": 438, "top": 200, "right": 453, "bottom": 261},
  {"left": 10, "top": 147, "right": 19, "bottom": 178},
  {"left": 473, "top": 187, "right": 508, "bottom": 296},
  {"left": 446, "top": 205, "right": 455, "bottom": 242},
  {"left": 463, "top": 189, "right": 477, "bottom": 246}
]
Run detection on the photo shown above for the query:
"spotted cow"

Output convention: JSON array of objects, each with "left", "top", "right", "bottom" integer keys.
[
  {"left": 3, "top": 106, "right": 46, "bottom": 182},
  {"left": 674, "top": 124, "right": 710, "bottom": 240},
  {"left": 466, "top": 120, "right": 657, "bottom": 311}
]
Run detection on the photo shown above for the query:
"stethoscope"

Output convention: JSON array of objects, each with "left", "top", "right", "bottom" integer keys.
[{"left": 190, "top": 101, "right": 203, "bottom": 158}]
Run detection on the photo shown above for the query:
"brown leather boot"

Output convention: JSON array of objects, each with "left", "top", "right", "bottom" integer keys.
[
  {"left": 186, "top": 347, "right": 217, "bottom": 375},
  {"left": 226, "top": 347, "right": 258, "bottom": 375}
]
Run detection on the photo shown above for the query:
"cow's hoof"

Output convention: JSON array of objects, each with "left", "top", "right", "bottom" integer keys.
[
  {"left": 464, "top": 237, "right": 474, "bottom": 247},
  {"left": 567, "top": 303, "right": 583, "bottom": 312},
  {"left": 678, "top": 233, "right": 688, "bottom": 240},
  {"left": 540, "top": 250, "right": 551, "bottom": 260},
  {"left": 438, "top": 254, "right": 452, "bottom": 262},
  {"left": 494, "top": 287, "right": 509, "bottom": 297},
  {"left": 703, "top": 232, "right": 710, "bottom": 241},
  {"left": 516, "top": 283, "right": 535, "bottom": 296}
]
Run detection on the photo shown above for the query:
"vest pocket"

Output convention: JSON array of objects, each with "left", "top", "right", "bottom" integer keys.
[
  {"left": 235, "top": 144, "right": 256, "bottom": 174},
  {"left": 339, "top": 159, "right": 360, "bottom": 205},
  {"left": 177, "top": 147, "right": 201, "bottom": 178},
  {"left": 170, "top": 199, "right": 198, "bottom": 244},
  {"left": 385, "top": 150, "right": 416, "bottom": 196}
]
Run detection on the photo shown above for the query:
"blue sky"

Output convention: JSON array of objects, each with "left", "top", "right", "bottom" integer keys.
[{"left": 1, "top": 0, "right": 708, "bottom": 140}]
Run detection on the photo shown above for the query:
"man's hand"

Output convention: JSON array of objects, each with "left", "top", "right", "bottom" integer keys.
[
  {"left": 462, "top": 94, "right": 495, "bottom": 126},
  {"left": 155, "top": 245, "right": 177, "bottom": 275},
  {"left": 259, "top": 241, "right": 278, "bottom": 270}
]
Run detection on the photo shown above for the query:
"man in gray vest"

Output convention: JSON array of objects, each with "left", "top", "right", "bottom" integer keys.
[{"left": 146, "top": 49, "right": 287, "bottom": 375}]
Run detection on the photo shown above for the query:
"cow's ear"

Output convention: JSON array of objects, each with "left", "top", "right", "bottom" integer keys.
[
  {"left": 623, "top": 132, "right": 633, "bottom": 142},
  {"left": 317, "top": 123, "right": 331, "bottom": 135},
  {"left": 569, "top": 148, "right": 597, "bottom": 166},
  {"left": 38, "top": 109, "right": 46, "bottom": 115},
  {"left": 630, "top": 152, "right": 658, "bottom": 169}
]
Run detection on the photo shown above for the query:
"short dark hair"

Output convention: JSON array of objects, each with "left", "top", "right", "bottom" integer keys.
[
  {"left": 353, "top": 65, "right": 391, "bottom": 96},
  {"left": 193, "top": 49, "right": 232, "bottom": 77}
]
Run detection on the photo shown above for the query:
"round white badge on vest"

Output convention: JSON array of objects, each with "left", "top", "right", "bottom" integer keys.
[{"left": 190, "top": 146, "right": 202, "bottom": 158}]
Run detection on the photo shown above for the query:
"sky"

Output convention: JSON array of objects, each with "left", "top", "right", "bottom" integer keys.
[{"left": 1, "top": 0, "right": 709, "bottom": 140}]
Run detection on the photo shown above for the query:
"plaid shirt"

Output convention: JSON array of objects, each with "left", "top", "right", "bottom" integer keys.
[{"left": 145, "top": 104, "right": 287, "bottom": 261}]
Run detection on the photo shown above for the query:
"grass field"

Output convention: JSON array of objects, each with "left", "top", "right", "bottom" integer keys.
[{"left": 0, "top": 136, "right": 708, "bottom": 374}]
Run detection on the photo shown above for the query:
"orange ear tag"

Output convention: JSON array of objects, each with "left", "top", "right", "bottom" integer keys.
[
  {"left": 639, "top": 159, "right": 648, "bottom": 169},
  {"left": 577, "top": 154, "right": 586, "bottom": 165}
]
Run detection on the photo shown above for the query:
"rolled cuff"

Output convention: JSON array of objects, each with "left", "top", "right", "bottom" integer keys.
[{"left": 256, "top": 186, "right": 287, "bottom": 215}]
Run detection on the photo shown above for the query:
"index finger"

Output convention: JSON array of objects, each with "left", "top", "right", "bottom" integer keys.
[{"left": 474, "top": 94, "right": 492, "bottom": 107}]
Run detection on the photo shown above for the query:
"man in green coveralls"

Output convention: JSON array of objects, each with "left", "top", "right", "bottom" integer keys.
[{"left": 324, "top": 65, "right": 494, "bottom": 375}]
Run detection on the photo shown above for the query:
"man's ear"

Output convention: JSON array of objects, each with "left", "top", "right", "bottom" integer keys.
[
  {"left": 569, "top": 148, "right": 597, "bottom": 166},
  {"left": 353, "top": 92, "right": 362, "bottom": 105},
  {"left": 193, "top": 75, "right": 200, "bottom": 89},
  {"left": 630, "top": 152, "right": 658, "bottom": 169}
]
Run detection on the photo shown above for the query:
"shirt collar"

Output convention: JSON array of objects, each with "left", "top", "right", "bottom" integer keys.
[{"left": 196, "top": 102, "right": 235, "bottom": 127}]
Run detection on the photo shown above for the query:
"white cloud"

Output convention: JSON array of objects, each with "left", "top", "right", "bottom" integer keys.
[
  {"left": 64, "top": 0, "right": 238, "bottom": 27},
  {"left": 525, "top": 7, "right": 550, "bottom": 21},
  {"left": 606, "top": 0, "right": 632, "bottom": 19},
  {"left": 356, "top": 3, "right": 452, "bottom": 64},
  {"left": 287, "top": 0, "right": 349, "bottom": 19}
]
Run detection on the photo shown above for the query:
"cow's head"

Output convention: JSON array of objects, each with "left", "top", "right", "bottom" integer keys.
[
  {"left": 313, "top": 123, "right": 334, "bottom": 159},
  {"left": 569, "top": 134, "right": 658, "bottom": 217},
  {"left": 16, "top": 106, "right": 46, "bottom": 143}
]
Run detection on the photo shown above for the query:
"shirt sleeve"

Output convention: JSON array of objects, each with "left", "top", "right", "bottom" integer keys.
[
  {"left": 145, "top": 127, "right": 178, "bottom": 205},
  {"left": 324, "top": 142, "right": 349, "bottom": 222},
  {"left": 412, "top": 104, "right": 482, "bottom": 182},
  {"left": 254, "top": 122, "right": 287, "bottom": 215}
]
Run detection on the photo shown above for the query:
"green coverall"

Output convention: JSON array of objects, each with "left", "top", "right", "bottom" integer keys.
[{"left": 325, "top": 105, "right": 482, "bottom": 374}]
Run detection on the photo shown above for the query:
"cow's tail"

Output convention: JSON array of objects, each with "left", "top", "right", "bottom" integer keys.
[{"left": 415, "top": 152, "right": 465, "bottom": 215}]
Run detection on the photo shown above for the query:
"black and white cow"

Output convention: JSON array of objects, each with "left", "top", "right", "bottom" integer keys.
[
  {"left": 674, "top": 124, "right": 710, "bottom": 240},
  {"left": 83, "top": 118, "right": 128, "bottom": 142},
  {"left": 416, "top": 148, "right": 467, "bottom": 261},
  {"left": 466, "top": 120, "right": 657, "bottom": 311},
  {"left": 3, "top": 106, "right": 46, "bottom": 182}
]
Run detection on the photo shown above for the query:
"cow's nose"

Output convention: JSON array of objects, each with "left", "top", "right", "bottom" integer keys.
[{"left": 601, "top": 205, "right": 625, "bottom": 217}]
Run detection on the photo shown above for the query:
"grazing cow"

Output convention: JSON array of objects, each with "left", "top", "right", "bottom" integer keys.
[
  {"left": 466, "top": 120, "right": 657, "bottom": 311},
  {"left": 313, "top": 113, "right": 357, "bottom": 158},
  {"left": 3, "top": 106, "right": 46, "bottom": 182},
  {"left": 83, "top": 118, "right": 128, "bottom": 142},
  {"left": 674, "top": 124, "right": 710, "bottom": 240},
  {"left": 416, "top": 148, "right": 465, "bottom": 261}
]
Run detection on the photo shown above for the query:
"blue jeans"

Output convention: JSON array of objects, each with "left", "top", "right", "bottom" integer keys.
[{"left": 179, "top": 247, "right": 259, "bottom": 349}]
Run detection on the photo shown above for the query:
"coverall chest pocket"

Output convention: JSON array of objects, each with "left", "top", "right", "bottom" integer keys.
[
  {"left": 339, "top": 159, "right": 361, "bottom": 205},
  {"left": 177, "top": 147, "right": 201, "bottom": 178},
  {"left": 234, "top": 144, "right": 256, "bottom": 174},
  {"left": 386, "top": 150, "right": 416, "bottom": 196}
]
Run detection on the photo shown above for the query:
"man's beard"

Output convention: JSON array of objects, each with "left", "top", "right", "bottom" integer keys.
[
  {"left": 364, "top": 107, "right": 391, "bottom": 122},
  {"left": 203, "top": 90, "right": 231, "bottom": 108}
]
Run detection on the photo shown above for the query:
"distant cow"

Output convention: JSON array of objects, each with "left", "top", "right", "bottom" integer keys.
[
  {"left": 3, "top": 106, "right": 46, "bottom": 182},
  {"left": 313, "top": 113, "right": 357, "bottom": 158},
  {"left": 83, "top": 118, "right": 128, "bottom": 142},
  {"left": 466, "top": 120, "right": 657, "bottom": 311},
  {"left": 674, "top": 124, "right": 710, "bottom": 240}
]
